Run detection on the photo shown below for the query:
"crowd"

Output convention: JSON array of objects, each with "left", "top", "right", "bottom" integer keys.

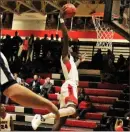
[
  {"left": 0, "top": 31, "right": 129, "bottom": 83},
  {"left": 92, "top": 49, "right": 130, "bottom": 83}
]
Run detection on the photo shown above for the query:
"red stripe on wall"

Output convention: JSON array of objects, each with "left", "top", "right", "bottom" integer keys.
[
  {"left": 33, "top": 108, "right": 49, "bottom": 115},
  {"left": 2, "top": 29, "right": 125, "bottom": 39},
  {"left": 5, "top": 105, "right": 15, "bottom": 112}
]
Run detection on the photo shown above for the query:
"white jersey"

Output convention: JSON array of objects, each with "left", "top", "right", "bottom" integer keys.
[
  {"left": 60, "top": 55, "right": 79, "bottom": 85},
  {"left": 0, "top": 113, "right": 11, "bottom": 131}
]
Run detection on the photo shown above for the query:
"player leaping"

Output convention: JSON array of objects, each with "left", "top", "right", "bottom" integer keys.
[{"left": 32, "top": 9, "right": 86, "bottom": 131}]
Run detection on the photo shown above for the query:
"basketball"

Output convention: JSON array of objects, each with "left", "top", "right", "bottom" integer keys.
[{"left": 62, "top": 3, "right": 76, "bottom": 18}]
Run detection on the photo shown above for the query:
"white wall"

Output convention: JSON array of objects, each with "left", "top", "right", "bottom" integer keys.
[{"left": 12, "top": 13, "right": 47, "bottom": 30}]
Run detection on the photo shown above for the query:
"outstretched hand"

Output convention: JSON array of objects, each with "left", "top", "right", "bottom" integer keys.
[{"left": 79, "top": 53, "right": 87, "bottom": 62}]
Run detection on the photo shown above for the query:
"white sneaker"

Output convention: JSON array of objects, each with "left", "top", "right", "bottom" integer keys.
[{"left": 31, "top": 114, "right": 45, "bottom": 130}]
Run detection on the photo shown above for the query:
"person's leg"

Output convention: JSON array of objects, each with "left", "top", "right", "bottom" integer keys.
[
  {"left": 42, "top": 105, "right": 76, "bottom": 120},
  {"left": 79, "top": 107, "right": 92, "bottom": 119},
  {"left": 32, "top": 105, "right": 76, "bottom": 130},
  {"left": 52, "top": 116, "right": 68, "bottom": 131}
]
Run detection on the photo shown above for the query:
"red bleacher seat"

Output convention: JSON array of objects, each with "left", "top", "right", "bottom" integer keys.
[{"left": 26, "top": 78, "right": 33, "bottom": 84}]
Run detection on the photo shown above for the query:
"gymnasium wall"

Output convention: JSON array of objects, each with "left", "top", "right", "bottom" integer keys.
[
  {"left": 1, "top": 29, "right": 129, "bottom": 43},
  {"left": 12, "top": 13, "right": 47, "bottom": 30}
]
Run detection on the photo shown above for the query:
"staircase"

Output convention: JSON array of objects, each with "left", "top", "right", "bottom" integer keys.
[{"left": 4, "top": 70, "right": 129, "bottom": 131}]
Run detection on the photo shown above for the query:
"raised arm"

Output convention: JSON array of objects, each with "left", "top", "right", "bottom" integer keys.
[
  {"left": 60, "top": 11, "right": 70, "bottom": 62},
  {"left": 75, "top": 53, "right": 87, "bottom": 67}
]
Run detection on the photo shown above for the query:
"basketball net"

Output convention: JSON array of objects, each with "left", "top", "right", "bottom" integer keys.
[{"left": 92, "top": 13, "right": 114, "bottom": 51}]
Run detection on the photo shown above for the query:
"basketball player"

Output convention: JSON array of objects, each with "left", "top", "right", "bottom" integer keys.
[
  {"left": 0, "top": 104, "right": 14, "bottom": 131},
  {"left": 31, "top": 9, "right": 86, "bottom": 131}
]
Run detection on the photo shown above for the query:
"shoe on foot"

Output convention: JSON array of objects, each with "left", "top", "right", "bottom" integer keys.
[{"left": 31, "top": 114, "right": 45, "bottom": 130}]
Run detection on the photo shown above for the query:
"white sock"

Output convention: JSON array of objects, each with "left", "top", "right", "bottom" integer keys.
[{"left": 42, "top": 107, "right": 76, "bottom": 120}]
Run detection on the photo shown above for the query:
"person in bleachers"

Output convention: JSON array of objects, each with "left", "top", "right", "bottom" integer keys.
[
  {"left": 107, "top": 49, "right": 115, "bottom": 63},
  {"left": 12, "top": 31, "right": 23, "bottom": 61},
  {"left": 14, "top": 73, "right": 22, "bottom": 84},
  {"left": 92, "top": 49, "right": 103, "bottom": 70},
  {"left": 40, "top": 77, "right": 53, "bottom": 98},
  {"left": 27, "top": 34, "right": 35, "bottom": 62},
  {"left": 41, "top": 34, "right": 49, "bottom": 58},
  {"left": 115, "top": 119, "right": 124, "bottom": 131},
  {"left": 76, "top": 94, "right": 96, "bottom": 120},
  {"left": 55, "top": 34, "right": 59, "bottom": 41},
  {"left": 21, "top": 37, "right": 29, "bottom": 63},
  {"left": 102, "top": 50, "right": 117, "bottom": 83},
  {"left": 2, "top": 35, "right": 13, "bottom": 63},
  {"left": 29, "top": 74, "right": 40, "bottom": 94},
  {"left": 117, "top": 54, "right": 126, "bottom": 69},
  {"left": 33, "top": 37, "right": 41, "bottom": 60},
  {"left": 78, "top": 88, "right": 86, "bottom": 104},
  {"left": 50, "top": 34, "right": 54, "bottom": 41}
]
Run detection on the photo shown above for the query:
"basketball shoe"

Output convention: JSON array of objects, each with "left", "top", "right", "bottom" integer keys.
[{"left": 31, "top": 114, "right": 45, "bottom": 130}]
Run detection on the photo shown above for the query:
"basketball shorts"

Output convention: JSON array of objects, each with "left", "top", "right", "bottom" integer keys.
[{"left": 59, "top": 80, "right": 78, "bottom": 108}]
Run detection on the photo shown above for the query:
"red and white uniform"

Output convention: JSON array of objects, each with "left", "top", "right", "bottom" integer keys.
[
  {"left": 0, "top": 113, "right": 11, "bottom": 131},
  {"left": 60, "top": 55, "right": 79, "bottom": 108}
]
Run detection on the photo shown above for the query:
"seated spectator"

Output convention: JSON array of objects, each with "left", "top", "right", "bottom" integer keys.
[
  {"left": 115, "top": 119, "right": 124, "bottom": 131},
  {"left": 29, "top": 75, "right": 40, "bottom": 94},
  {"left": 40, "top": 77, "right": 53, "bottom": 98},
  {"left": 78, "top": 88, "right": 86, "bottom": 103},
  {"left": 14, "top": 73, "right": 22, "bottom": 84},
  {"left": 76, "top": 94, "right": 96, "bottom": 120}
]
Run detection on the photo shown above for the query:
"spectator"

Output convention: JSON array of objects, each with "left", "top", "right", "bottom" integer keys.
[
  {"left": 29, "top": 74, "right": 40, "bottom": 94},
  {"left": 40, "top": 77, "right": 53, "bottom": 98},
  {"left": 76, "top": 18, "right": 84, "bottom": 29},
  {"left": 14, "top": 73, "right": 22, "bottom": 84},
  {"left": 21, "top": 37, "right": 29, "bottom": 62},
  {"left": 78, "top": 88, "right": 86, "bottom": 103},
  {"left": 117, "top": 54, "right": 126, "bottom": 69},
  {"left": 12, "top": 31, "right": 23, "bottom": 61},
  {"left": 43, "top": 34, "right": 48, "bottom": 40},
  {"left": 2, "top": 35, "right": 13, "bottom": 62},
  {"left": 33, "top": 37, "right": 41, "bottom": 60},
  {"left": 55, "top": 34, "right": 59, "bottom": 41},
  {"left": 115, "top": 119, "right": 124, "bottom": 131},
  {"left": 50, "top": 34, "right": 54, "bottom": 41},
  {"left": 92, "top": 49, "right": 103, "bottom": 70},
  {"left": 107, "top": 49, "right": 115, "bottom": 62},
  {"left": 27, "top": 34, "right": 35, "bottom": 62},
  {"left": 41, "top": 34, "right": 49, "bottom": 57},
  {"left": 76, "top": 94, "right": 96, "bottom": 120}
]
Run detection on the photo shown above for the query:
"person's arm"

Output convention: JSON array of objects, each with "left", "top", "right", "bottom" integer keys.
[
  {"left": 60, "top": 11, "right": 70, "bottom": 63},
  {"left": 75, "top": 53, "right": 87, "bottom": 67},
  {"left": 10, "top": 116, "right": 14, "bottom": 131},
  {"left": 3, "top": 84, "right": 60, "bottom": 119}
]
